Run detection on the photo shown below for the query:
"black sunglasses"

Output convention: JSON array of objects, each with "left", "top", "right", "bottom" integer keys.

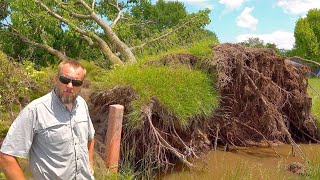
[{"left": 59, "top": 75, "right": 83, "bottom": 87}]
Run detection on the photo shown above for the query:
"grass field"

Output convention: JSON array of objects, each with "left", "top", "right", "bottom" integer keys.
[{"left": 308, "top": 77, "right": 320, "bottom": 124}]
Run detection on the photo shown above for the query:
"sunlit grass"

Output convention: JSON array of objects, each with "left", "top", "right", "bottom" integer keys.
[
  {"left": 222, "top": 160, "right": 290, "bottom": 180},
  {"left": 308, "top": 77, "right": 320, "bottom": 125},
  {"left": 97, "top": 64, "right": 219, "bottom": 127},
  {"left": 137, "top": 37, "right": 219, "bottom": 64},
  {"left": 301, "top": 145, "right": 320, "bottom": 180},
  {"left": 87, "top": 39, "right": 220, "bottom": 128}
]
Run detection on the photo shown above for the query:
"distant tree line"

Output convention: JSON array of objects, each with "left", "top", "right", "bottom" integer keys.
[
  {"left": 293, "top": 8, "right": 320, "bottom": 63},
  {"left": 239, "top": 8, "right": 320, "bottom": 64}
]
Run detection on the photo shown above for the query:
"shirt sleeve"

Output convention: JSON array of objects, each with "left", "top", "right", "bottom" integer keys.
[
  {"left": 85, "top": 103, "right": 95, "bottom": 140},
  {"left": 0, "top": 107, "right": 35, "bottom": 158}
]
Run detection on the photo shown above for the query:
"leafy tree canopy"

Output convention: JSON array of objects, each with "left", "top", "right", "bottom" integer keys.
[
  {"left": 293, "top": 8, "right": 320, "bottom": 62},
  {"left": 238, "top": 37, "right": 283, "bottom": 55},
  {"left": 0, "top": 0, "right": 215, "bottom": 67}
]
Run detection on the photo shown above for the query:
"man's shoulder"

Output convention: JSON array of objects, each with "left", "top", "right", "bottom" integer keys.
[
  {"left": 26, "top": 91, "right": 53, "bottom": 109},
  {"left": 76, "top": 95, "right": 87, "bottom": 104}
]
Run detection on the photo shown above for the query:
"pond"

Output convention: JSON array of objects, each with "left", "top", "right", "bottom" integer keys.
[{"left": 161, "top": 143, "right": 320, "bottom": 180}]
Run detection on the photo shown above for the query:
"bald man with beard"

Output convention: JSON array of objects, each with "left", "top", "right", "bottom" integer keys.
[{"left": 0, "top": 60, "right": 95, "bottom": 180}]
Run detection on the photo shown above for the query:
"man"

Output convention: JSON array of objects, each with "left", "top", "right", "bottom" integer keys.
[{"left": 0, "top": 60, "right": 95, "bottom": 179}]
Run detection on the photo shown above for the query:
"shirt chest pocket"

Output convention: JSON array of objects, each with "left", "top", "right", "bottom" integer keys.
[
  {"left": 74, "top": 114, "right": 89, "bottom": 143},
  {"left": 44, "top": 123, "right": 72, "bottom": 144}
]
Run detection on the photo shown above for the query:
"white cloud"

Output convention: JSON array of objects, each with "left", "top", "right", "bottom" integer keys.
[
  {"left": 236, "top": 31, "right": 295, "bottom": 50},
  {"left": 219, "top": 0, "right": 245, "bottom": 9},
  {"left": 236, "top": 7, "right": 258, "bottom": 31},
  {"left": 276, "top": 0, "right": 320, "bottom": 15}
]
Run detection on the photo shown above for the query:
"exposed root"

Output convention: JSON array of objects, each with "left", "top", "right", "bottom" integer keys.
[
  {"left": 89, "top": 87, "right": 206, "bottom": 177},
  {"left": 230, "top": 117, "right": 281, "bottom": 157},
  {"left": 209, "top": 43, "right": 319, "bottom": 153},
  {"left": 144, "top": 102, "right": 195, "bottom": 168}
]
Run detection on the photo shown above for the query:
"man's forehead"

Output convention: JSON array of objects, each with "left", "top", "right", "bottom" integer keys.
[
  {"left": 60, "top": 64, "right": 85, "bottom": 77},
  {"left": 62, "top": 64, "right": 84, "bottom": 72}
]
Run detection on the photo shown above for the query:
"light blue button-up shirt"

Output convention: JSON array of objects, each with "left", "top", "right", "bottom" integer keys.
[{"left": 0, "top": 90, "right": 95, "bottom": 179}]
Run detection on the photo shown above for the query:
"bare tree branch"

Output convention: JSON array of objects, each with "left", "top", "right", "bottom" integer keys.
[
  {"left": 55, "top": 0, "right": 92, "bottom": 19},
  {"left": 130, "top": 15, "right": 200, "bottom": 51},
  {"left": 106, "top": 0, "right": 122, "bottom": 28},
  {"left": 81, "top": 35, "right": 98, "bottom": 47},
  {"left": 126, "top": 19, "right": 156, "bottom": 27},
  {"left": 35, "top": 0, "right": 124, "bottom": 65},
  {"left": 92, "top": 0, "right": 95, "bottom": 10},
  {"left": 291, "top": 56, "right": 320, "bottom": 66},
  {"left": 1, "top": 23, "right": 68, "bottom": 61},
  {"left": 76, "top": 0, "right": 136, "bottom": 64}
]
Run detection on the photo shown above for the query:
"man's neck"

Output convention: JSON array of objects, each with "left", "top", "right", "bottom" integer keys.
[{"left": 65, "top": 103, "right": 73, "bottom": 112}]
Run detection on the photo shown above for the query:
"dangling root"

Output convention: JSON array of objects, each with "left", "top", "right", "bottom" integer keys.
[{"left": 144, "top": 101, "right": 195, "bottom": 168}]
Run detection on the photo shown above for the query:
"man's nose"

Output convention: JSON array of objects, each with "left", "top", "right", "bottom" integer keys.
[{"left": 66, "top": 82, "right": 73, "bottom": 88}]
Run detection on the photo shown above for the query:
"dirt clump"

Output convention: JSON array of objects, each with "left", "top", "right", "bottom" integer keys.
[{"left": 287, "top": 162, "right": 308, "bottom": 175}]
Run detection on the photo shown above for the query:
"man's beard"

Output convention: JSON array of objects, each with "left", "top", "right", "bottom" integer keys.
[
  {"left": 60, "top": 94, "right": 76, "bottom": 104},
  {"left": 56, "top": 88, "right": 79, "bottom": 105}
]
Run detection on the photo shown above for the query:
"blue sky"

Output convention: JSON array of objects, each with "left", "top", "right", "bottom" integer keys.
[{"left": 166, "top": 0, "right": 320, "bottom": 50}]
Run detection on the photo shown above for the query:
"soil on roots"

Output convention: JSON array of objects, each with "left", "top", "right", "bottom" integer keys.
[
  {"left": 89, "top": 86, "right": 210, "bottom": 177},
  {"left": 209, "top": 43, "right": 319, "bottom": 147}
]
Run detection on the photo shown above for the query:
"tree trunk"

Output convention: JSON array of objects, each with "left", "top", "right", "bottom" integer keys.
[
  {"left": 11, "top": 28, "right": 67, "bottom": 61},
  {"left": 96, "top": 38, "right": 124, "bottom": 65},
  {"left": 90, "top": 13, "right": 137, "bottom": 64}
]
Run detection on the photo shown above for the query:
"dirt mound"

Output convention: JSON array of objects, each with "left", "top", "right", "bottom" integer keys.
[
  {"left": 144, "top": 53, "right": 216, "bottom": 74},
  {"left": 287, "top": 162, "right": 308, "bottom": 175},
  {"left": 89, "top": 86, "right": 211, "bottom": 176},
  {"left": 89, "top": 58, "right": 213, "bottom": 176},
  {"left": 209, "top": 43, "right": 319, "bottom": 147},
  {"left": 146, "top": 53, "right": 199, "bottom": 68}
]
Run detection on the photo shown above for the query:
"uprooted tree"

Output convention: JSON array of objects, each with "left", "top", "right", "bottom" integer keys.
[
  {"left": 88, "top": 43, "right": 320, "bottom": 176},
  {"left": 0, "top": 0, "right": 212, "bottom": 65},
  {"left": 209, "top": 44, "right": 319, "bottom": 151}
]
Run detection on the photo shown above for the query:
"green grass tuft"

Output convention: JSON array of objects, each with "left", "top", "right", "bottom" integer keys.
[
  {"left": 137, "top": 38, "right": 219, "bottom": 65},
  {"left": 188, "top": 38, "right": 219, "bottom": 58},
  {"left": 308, "top": 77, "right": 320, "bottom": 125},
  {"left": 98, "top": 64, "right": 219, "bottom": 127}
]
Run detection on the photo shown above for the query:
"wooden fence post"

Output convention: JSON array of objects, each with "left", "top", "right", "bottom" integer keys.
[{"left": 104, "top": 104, "right": 124, "bottom": 173}]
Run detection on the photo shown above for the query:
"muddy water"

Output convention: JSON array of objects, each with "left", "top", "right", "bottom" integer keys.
[{"left": 162, "top": 144, "right": 320, "bottom": 180}]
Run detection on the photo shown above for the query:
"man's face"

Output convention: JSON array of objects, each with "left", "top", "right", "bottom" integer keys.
[{"left": 55, "top": 64, "right": 85, "bottom": 105}]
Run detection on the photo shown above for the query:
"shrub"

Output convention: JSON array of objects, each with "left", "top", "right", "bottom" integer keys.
[
  {"left": 0, "top": 121, "right": 9, "bottom": 139},
  {"left": 0, "top": 52, "right": 53, "bottom": 122}
]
